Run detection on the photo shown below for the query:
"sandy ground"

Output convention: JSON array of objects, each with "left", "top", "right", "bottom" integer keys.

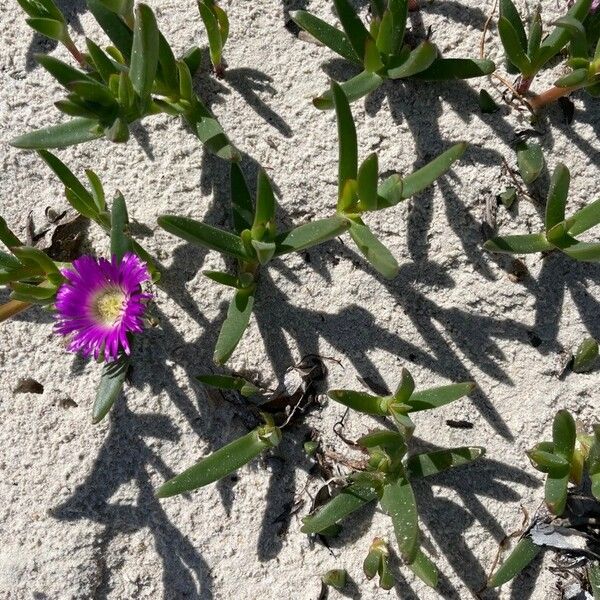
[{"left": 0, "top": 0, "right": 599, "bottom": 598}]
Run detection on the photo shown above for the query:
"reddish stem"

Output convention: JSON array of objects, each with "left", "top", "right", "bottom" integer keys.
[
  {"left": 529, "top": 85, "right": 577, "bottom": 111},
  {"left": 408, "top": 0, "right": 419, "bottom": 10},
  {"left": 0, "top": 300, "right": 31, "bottom": 323},
  {"left": 65, "top": 39, "right": 87, "bottom": 68}
]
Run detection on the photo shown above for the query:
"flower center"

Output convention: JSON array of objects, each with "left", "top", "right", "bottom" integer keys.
[{"left": 93, "top": 288, "right": 126, "bottom": 325}]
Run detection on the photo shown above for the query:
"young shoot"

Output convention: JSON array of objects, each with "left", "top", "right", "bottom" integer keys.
[
  {"left": 485, "top": 163, "right": 600, "bottom": 262},
  {"left": 291, "top": 0, "right": 495, "bottom": 108},
  {"left": 197, "top": 0, "right": 229, "bottom": 77},
  {"left": 13, "top": 0, "right": 237, "bottom": 160}
]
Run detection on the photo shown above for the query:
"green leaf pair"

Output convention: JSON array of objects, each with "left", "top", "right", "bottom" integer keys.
[
  {"left": 159, "top": 163, "right": 350, "bottom": 364},
  {"left": 328, "top": 367, "right": 475, "bottom": 437},
  {"left": 498, "top": 0, "right": 592, "bottom": 81},
  {"left": 330, "top": 81, "right": 467, "bottom": 278},
  {"left": 292, "top": 0, "right": 495, "bottom": 108},
  {"left": 485, "top": 163, "right": 600, "bottom": 262}
]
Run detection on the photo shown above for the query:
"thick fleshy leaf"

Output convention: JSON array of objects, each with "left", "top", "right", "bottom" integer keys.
[
  {"left": 562, "top": 242, "right": 600, "bottom": 262},
  {"left": 410, "top": 58, "right": 495, "bottom": 80},
  {"left": 527, "top": 9, "right": 543, "bottom": 57},
  {"left": 157, "top": 215, "right": 251, "bottom": 260},
  {"left": 11, "top": 246, "right": 58, "bottom": 275},
  {"left": 156, "top": 33, "right": 178, "bottom": 94},
  {"left": 358, "top": 430, "right": 406, "bottom": 452},
  {"left": 553, "top": 409, "right": 576, "bottom": 461},
  {"left": 589, "top": 427, "right": 600, "bottom": 501},
  {"left": 129, "top": 3, "right": 159, "bottom": 103},
  {"left": 253, "top": 169, "right": 276, "bottom": 233},
  {"left": 11, "top": 118, "right": 102, "bottom": 149},
  {"left": 184, "top": 99, "right": 239, "bottom": 161},
  {"left": 589, "top": 563, "right": 600, "bottom": 600},
  {"left": 393, "top": 368, "right": 415, "bottom": 403},
  {"left": 357, "top": 152, "right": 379, "bottom": 210},
  {"left": 92, "top": 353, "right": 130, "bottom": 423},
  {"left": 348, "top": 218, "right": 399, "bottom": 279},
  {"left": 555, "top": 68, "right": 589, "bottom": 88},
  {"left": 273, "top": 216, "right": 350, "bottom": 256},
  {"left": 328, "top": 389, "right": 387, "bottom": 414},
  {"left": 387, "top": 0, "right": 408, "bottom": 55},
  {"left": 289, "top": 11, "right": 360, "bottom": 64},
  {"left": 313, "top": 70, "right": 383, "bottom": 109},
  {"left": 213, "top": 288, "right": 255, "bottom": 365},
  {"left": 406, "top": 447, "right": 485, "bottom": 478},
  {"left": 36, "top": 54, "right": 93, "bottom": 88},
  {"left": 484, "top": 233, "right": 553, "bottom": 255},
  {"left": 0, "top": 217, "right": 23, "bottom": 249},
  {"left": 400, "top": 142, "right": 467, "bottom": 199},
  {"left": 406, "top": 382, "right": 475, "bottom": 412},
  {"left": 203, "top": 270, "right": 239, "bottom": 288},
  {"left": 110, "top": 193, "right": 132, "bottom": 260},
  {"left": 332, "top": 0, "right": 373, "bottom": 61},
  {"left": 517, "top": 143, "right": 544, "bottom": 185},
  {"left": 568, "top": 198, "right": 600, "bottom": 236},
  {"left": 380, "top": 474, "right": 419, "bottom": 562},
  {"left": 479, "top": 89, "right": 500, "bottom": 113},
  {"left": 301, "top": 477, "right": 380, "bottom": 533},
  {"left": 86, "top": 38, "right": 119, "bottom": 83},
  {"left": 545, "top": 467, "right": 570, "bottom": 515},
  {"left": 332, "top": 81, "right": 358, "bottom": 198},
  {"left": 87, "top": 0, "right": 134, "bottom": 60},
  {"left": 407, "top": 549, "right": 438, "bottom": 588},
  {"left": 387, "top": 41, "right": 437, "bottom": 79},
  {"left": 545, "top": 163, "right": 570, "bottom": 230},
  {"left": 499, "top": 16, "right": 532, "bottom": 74},
  {"left": 156, "top": 426, "right": 281, "bottom": 497},
  {"left": 572, "top": 337, "right": 599, "bottom": 373},
  {"left": 198, "top": 0, "right": 223, "bottom": 68},
  {"left": 196, "top": 374, "right": 259, "bottom": 396},
  {"left": 499, "top": 0, "right": 528, "bottom": 51},
  {"left": 487, "top": 537, "right": 540, "bottom": 587},
  {"left": 26, "top": 17, "right": 66, "bottom": 41},
  {"left": 364, "top": 37, "right": 384, "bottom": 72}
]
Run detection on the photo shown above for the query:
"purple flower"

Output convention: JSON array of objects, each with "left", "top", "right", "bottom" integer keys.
[{"left": 55, "top": 253, "right": 151, "bottom": 362}]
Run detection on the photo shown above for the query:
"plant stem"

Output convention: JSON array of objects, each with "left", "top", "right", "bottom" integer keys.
[
  {"left": 408, "top": 0, "right": 419, "bottom": 10},
  {"left": 0, "top": 300, "right": 31, "bottom": 323},
  {"left": 64, "top": 38, "right": 87, "bottom": 68},
  {"left": 529, "top": 85, "right": 578, "bottom": 111}
]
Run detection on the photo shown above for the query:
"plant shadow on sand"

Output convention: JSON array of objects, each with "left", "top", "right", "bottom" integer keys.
[{"left": 18, "top": 2, "right": 598, "bottom": 598}]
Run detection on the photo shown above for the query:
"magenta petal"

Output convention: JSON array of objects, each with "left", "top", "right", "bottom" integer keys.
[{"left": 54, "top": 253, "right": 150, "bottom": 361}]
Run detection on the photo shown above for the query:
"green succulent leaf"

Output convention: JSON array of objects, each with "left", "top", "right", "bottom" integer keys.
[
  {"left": 87, "top": 0, "right": 134, "bottom": 60},
  {"left": 545, "top": 163, "right": 570, "bottom": 231},
  {"left": 517, "top": 143, "right": 544, "bottom": 185},
  {"left": 556, "top": 67, "right": 589, "bottom": 87},
  {"left": 110, "top": 193, "right": 132, "bottom": 261},
  {"left": 380, "top": 473, "right": 419, "bottom": 562},
  {"left": 562, "top": 242, "right": 600, "bottom": 262},
  {"left": 93, "top": 352, "right": 130, "bottom": 423},
  {"left": 0, "top": 217, "right": 23, "bottom": 249},
  {"left": 289, "top": 10, "right": 361, "bottom": 64},
  {"left": 364, "top": 37, "right": 384, "bottom": 72},
  {"left": 332, "top": 0, "right": 373, "bottom": 61},
  {"left": 11, "top": 118, "right": 103, "bottom": 149},
  {"left": 406, "top": 382, "right": 475, "bottom": 412},
  {"left": 273, "top": 215, "right": 350, "bottom": 256},
  {"left": 479, "top": 89, "right": 500, "bottom": 113},
  {"left": 86, "top": 38, "right": 119, "bottom": 83},
  {"left": 589, "top": 563, "right": 600, "bottom": 600},
  {"left": 358, "top": 429, "right": 406, "bottom": 452},
  {"left": 328, "top": 389, "right": 387, "bottom": 415},
  {"left": 487, "top": 536, "right": 540, "bottom": 587},
  {"left": 156, "top": 425, "right": 281, "bottom": 497},
  {"left": 484, "top": 233, "right": 554, "bottom": 255},
  {"left": 572, "top": 337, "right": 599, "bottom": 373},
  {"left": 406, "top": 447, "right": 485, "bottom": 478},
  {"left": 230, "top": 163, "right": 254, "bottom": 234},
  {"left": 157, "top": 215, "right": 251, "bottom": 260},
  {"left": 407, "top": 548, "right": 438, "bottom": 588},
  {"left": 357, "top": 152, "right": 379, "bottom": 211},
  {"left": 499, "top": 0, "right": 528, "bottom": 51},
  {"left": 399, "top": 142, "right": 467, "bottom": 199},
  {"left": 387, "top": 41, "right": 438, "bottom": 79},
  {"left": 199, "top": 0, "right": 224, "bottom": 69},
  {"left": 26, "top": 17, "right": 67, "bottom": 42},
  {"left": 331, "top": 81, "right": 358, "bottom": 198},
  {"left": 313, "top": 70, "right": 383, "bottom": 109},
  {"left": 214, "top": 288, "right": 255, "bottom": 365},
  {"left": 348, "top": 217, "right": 400, "bottom": 279},
  {"left": 253, "top": 169, "right": 276, "bottom": 234},
  {"left": 568, "top": 198, "right": 600, "bottom": 236},
  {"left": 129, "top": 3, "right": 159, "bottom": 104},
  {"left": 301, "top": 477, "right": 381, "bottom": 533},
  {"left": 196, "top": 374, "right": 259, "bottom": 396},
  {"left": 409, "top": 58, "right": 495, "bottom": 80},
  {"left": 35, "top": 54, "right": 93, "bottom": 88}
]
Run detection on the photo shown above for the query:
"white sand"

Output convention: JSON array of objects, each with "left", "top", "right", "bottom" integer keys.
[{"left": 0, "top": 0, "right": 599, "bottom": 598}]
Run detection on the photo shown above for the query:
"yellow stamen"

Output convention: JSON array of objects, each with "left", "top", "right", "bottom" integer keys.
[{"left": 93, "top": 289, "right": 126, "bottom": 324}]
